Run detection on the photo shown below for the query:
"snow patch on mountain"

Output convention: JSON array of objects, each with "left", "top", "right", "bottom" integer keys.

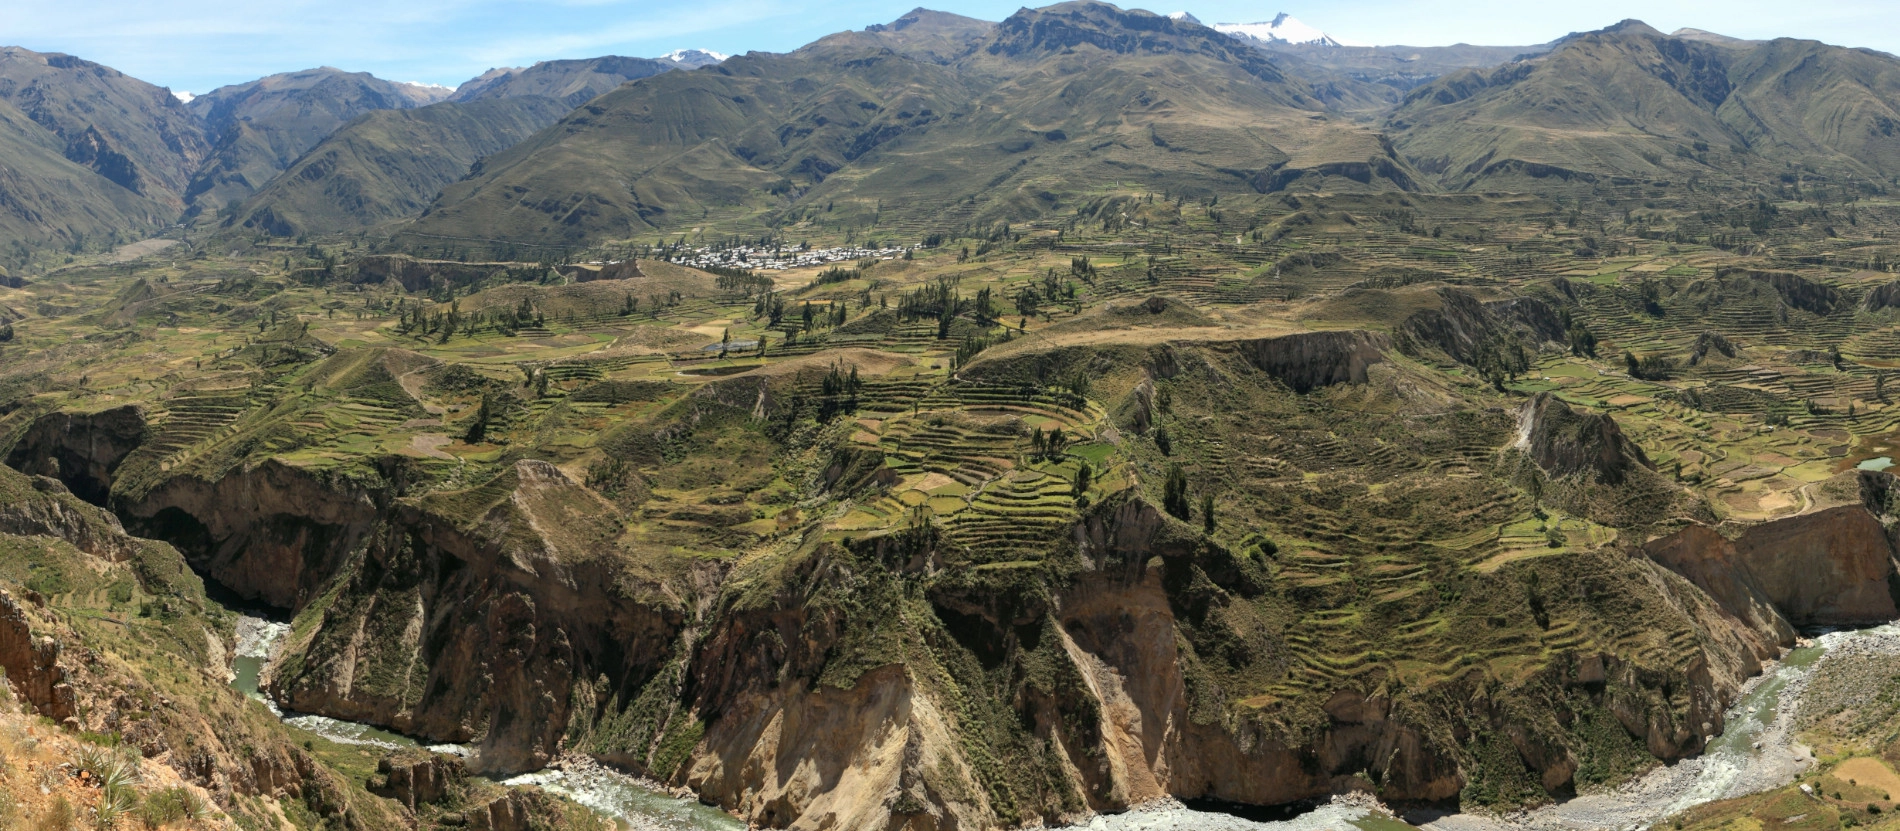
[
  {"left": 661, "top": 49, "right": 729, "bottom": 68},
  {"left": 393, "top": 81, "right": 453, "bottom": 104},
  {"left": 1166, "top": 11, "right": 1202, "bottom": 25},
  {"left": 1212, "top": 13, "right": 1353, "bottom": 47},
  {"left": 172, "top": 90, "right": 195, "bottom": 103}
]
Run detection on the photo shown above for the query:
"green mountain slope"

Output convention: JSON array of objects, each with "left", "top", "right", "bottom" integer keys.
[
  {"left": 1716, "top": 38, "right": 1900, "bottom": 177},
  {"left": 186, "top": 67, "right": 451, "bottom": 217},
  {"left": 230, "top": 96, "right": 573, "bottom": 237},
  {"left": 1388, "top": 22, "right": 1737, "bottom": 188},
  {"left": 803, "top": 7, "right": 997, "bottom": 64},
  {"left": 399, "top": 0, "right": 1420, "bottom": 251},
  {"left": 447, "top": 56, "right": 676, "bottom": 107},
  {"left": 0, "top": 46, "right": 211, "bottom": 205},
  {"left": 0, "top": 97, "right": 175, "bottom": 267},
  {"left": 1389, "top": 21, "right": 1900, "bottom": 189},
  {"left": 1256, "top": 41, "right": 1550, "bottom": 94}
]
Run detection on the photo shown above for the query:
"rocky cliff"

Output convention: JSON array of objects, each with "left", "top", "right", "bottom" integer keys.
[
  {"left": 122, "top": 459, "right": 387, "bottom": 610},
  {"left": 1516, "top": 392, "right": 1654, "bottom": 486},
  {"left": 267, "top": 460, "right": 707, "bottom": 775},
  {"left": 1239, "top": 330, "right": 1390, "bottom": 392},
  {"left": 668, "top": 493, "right": 1772, "bottom": 827},
  {"left": 1646, "top": 471, "right": 1900, "bottom": 633},
  {"left": 1513, "top": 392, "right": 1700, "bottom": 527},
  {"left": 1398, "top": 288, "right": 1566, "bottom": 369},
  {"left": 3, "top": 405, "right": 148, "bottom": 505}
]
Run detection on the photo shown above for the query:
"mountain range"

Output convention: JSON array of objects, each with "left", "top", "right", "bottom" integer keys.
[{"left": 4, "top": 2, "right": 1900, "bottom": 264}]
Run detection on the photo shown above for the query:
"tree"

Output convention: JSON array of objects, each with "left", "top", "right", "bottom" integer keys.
[
  {"left": 463, "top": 394, "right": 492, "bottom": 445},
  {"left": 1201, "top": 493, "right": 1216, "bottom": 534},
  {"left": 1567, "top": 323, "right": 1598, "bottom": 358},
  {"left": 1154, "top": 425, "right": 1173, "bottom": 456},
  {"left": 1072, "top": 462, "right": 1093, "bottom": 500},
  {"left": 1163, "top": 464, "right": 1190, "bottom": 521}
]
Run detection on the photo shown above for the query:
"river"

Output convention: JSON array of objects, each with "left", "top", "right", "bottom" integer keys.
[
  {"left": 230, "top": 615, "right": 1900, "bottom": 831},
  {"left": 230, "top": 615, "right": 743, "bottom": 830}
]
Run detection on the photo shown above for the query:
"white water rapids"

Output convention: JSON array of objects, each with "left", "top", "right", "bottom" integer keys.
[{"left": 230, "top": 614, "right": 1900, "bottom": 831}]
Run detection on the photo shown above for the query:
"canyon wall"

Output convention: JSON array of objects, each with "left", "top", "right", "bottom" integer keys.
[{"left": 1645, "top": 472, "right": 1900, "bottom": 635}]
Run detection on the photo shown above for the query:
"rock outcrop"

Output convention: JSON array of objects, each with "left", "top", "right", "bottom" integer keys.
[
  {"left": 1239, "top": 330, "right": 1390, "bottom": 392},
  {"left": 1688, "top": 331, "right": 1741, "bottom": 365},
  {"left": 0, "top": 589, "right": 78, "bottom": 723},
  {"left": 0, "top": 474, "right": 143, "bottom": 561},
  {"left": 4, "top": 405, "right": 148, "bottom": 505},
  {"left": 1648, "top": 502, "right": 1900, "bottom": 633},
  {"left": 1643, "top": 523, "right": 1797, "bottom": 656},
  {"left": 122, "top": 459, "right": 386, "bottom": 610},
  {"left": 350, "top": 255, "right": 534, "bottom": 293},
  {"left": 1516, "top": 392, "right": 1654, "bottom": 486},
  {"left": 267, "top": 460, "right": 700, "bottom": 775},
  {"left": 368, "top": 751, "right": 464, "bottom": 811},
  {"left": 1863, "top": 280, "right": 1900, "bottom": 313},
  {"left": 1397, "top": 288, "right": 1565, "bottom": 369}
]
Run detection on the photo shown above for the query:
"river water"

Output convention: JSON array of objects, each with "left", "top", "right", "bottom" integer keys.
[
  {"left": 230, "top": 615, "right": 741, "bottom": 829},
  {"left": 230, "top": 614, "right": 1899, "bottom": 831}
]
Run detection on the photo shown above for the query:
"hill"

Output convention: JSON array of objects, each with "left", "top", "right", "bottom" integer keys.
[
  {"left": 0, "top": 46, "right": 211, "bottom": 204},
  {"left": 447, "top": 56, "right": 677, "bottom": 107},
  {"left": 400, "top": 0, "right": 1421, "bottom": 251},
  {"left": 185, "top": 67, "right": 452, "bottom": 217},
  {"left": 0, "top": 97, "right": 176, "bottom": 268},
  {"left": 1388, "top": 20, "right": 1900, "bottom": 189},
  {"left": 228, "top": 96, "right": 573, "bottom": 237},
  {"left": 1254, "top": 41, "right": 1549, "bottom": 94}
]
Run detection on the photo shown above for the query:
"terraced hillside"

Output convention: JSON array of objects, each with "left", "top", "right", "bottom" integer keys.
[
  {"left": 8, "top": 4, "right": 1900, "bottom": 831},
  {"left": 9, "top": 148, "right": 1900, "bottom": 830}
]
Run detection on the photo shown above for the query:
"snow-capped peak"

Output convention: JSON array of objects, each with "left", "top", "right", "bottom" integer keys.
[
  {"left": 1166, "top": 11, "right": 1202, "bottom": 25},
  {"left": 661, "top": 49, "right": 729, "bottom": 69},
  {"left": 1213, "top": 13, "right": 1349, "bottom": 47},
  {"left": 172, "top": 90, "right": 195, "bottom": 103}
]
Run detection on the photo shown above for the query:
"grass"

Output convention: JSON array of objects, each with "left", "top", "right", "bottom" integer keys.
[{"left": 12, "top": 157, "right": 1900, "bottom": 828}]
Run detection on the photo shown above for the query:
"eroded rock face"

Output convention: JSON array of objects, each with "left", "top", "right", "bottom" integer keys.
[
  {"left": 1647, "top": 505, "right": 1900, "bottom": 628},
  {"left": 267, "top": 461, "right": 696, "bottom": 775},
  {"left": 1643, "top": 524, "right": 1795, "bottom": 655},
  {"left": 1736, "top": 506, "right": 1899, "bottom": 624},
  {"left": 352, "top": 255, "right": 521, "bottom": 293},
  {"left": 4, "top": 406, "right": 148, "bottom": 505},
  {"left": 1689, "top": 331, "right": 1740, "bottom": 365},
  {"left": 1516, "top": 392, "right": 1654, "bottom": 485},
  {"left": 122, "top": 460, "right": 383, "bottom": 610},
  {"left": 1238, "top": 330, "right": 1390, "bottom": 393},
  {"left": 671, "top": 495, "right": 1767, "bottom": 829},
  {"left": 0, "top": 475, "right": 142, "bottom": 562},
  {"left": 1397, "top": 288, "right": 1565, "bottom": 369},
  {"left": 368, "top": 751, "right": 464, "bottom": 811},
  {"left": 0, "top": 589, "right": 77, "bottom": 723}
]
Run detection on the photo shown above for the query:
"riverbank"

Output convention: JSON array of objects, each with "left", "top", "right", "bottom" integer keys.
[
  {"left": 230, "top": 612, "right": 1900, "bottom": 831},
  {"left": 230, "top": 615, "right": 738, "bottom": 828}
]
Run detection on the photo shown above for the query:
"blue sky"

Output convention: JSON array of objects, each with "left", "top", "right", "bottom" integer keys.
[{"left": 6, "top": 0, "right": 1897, "bottom": 95}]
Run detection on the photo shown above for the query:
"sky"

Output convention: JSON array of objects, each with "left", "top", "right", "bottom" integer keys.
[{"left": 4, "top": 0, "right": 1898, "bottom": 95}]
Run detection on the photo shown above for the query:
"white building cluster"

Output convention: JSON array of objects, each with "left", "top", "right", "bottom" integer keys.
[{"left": 660, "top": 244, "right": 913, "bottom": 271}]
